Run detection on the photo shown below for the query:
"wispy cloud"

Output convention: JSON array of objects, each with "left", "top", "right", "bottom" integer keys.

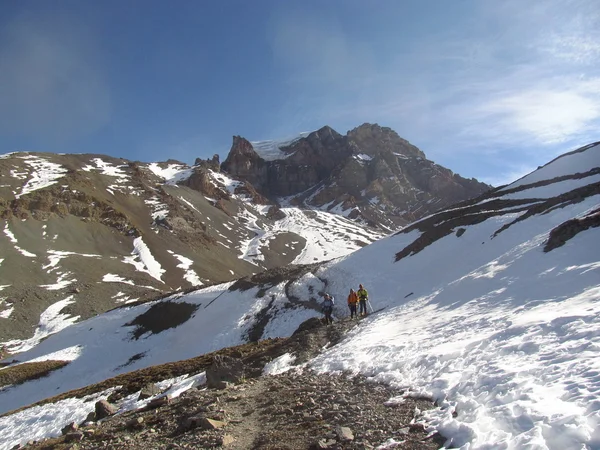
[{"left": 0, "top": 12, "right": 111, "bottom": 144}]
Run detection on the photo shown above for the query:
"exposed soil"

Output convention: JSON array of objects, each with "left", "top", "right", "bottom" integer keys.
[
  {"left": 125, "top": 301, "right": 200, "bottom": 340},
  {"left": 0, "top": 360, "right": 70, "bottom": 389}
]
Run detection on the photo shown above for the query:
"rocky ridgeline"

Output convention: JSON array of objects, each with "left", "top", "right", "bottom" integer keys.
[
  {"left": 222, "top": 123, "right": 490, "bottom": 228},
  {"left": 16, "top": 320, "right": 444, "bottom": 450}
]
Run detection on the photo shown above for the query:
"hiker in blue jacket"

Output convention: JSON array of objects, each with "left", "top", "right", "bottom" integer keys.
[{"left": 322, "top": 293, "right": 334, "bottom": 325}]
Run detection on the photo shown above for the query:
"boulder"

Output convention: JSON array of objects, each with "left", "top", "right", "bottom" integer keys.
[
  {"left": 138, "top": 383, "right": 162, "bottom": 400},
  {"left": 64, "top": 431, "right": 84, "bottom": 442},
  {"left": 199, "top": 418, "right": 227, "bottom": 430},
  {"left": 336, "top": 426, "right": 354, "bottom": 441},
  {"left": 206, "top": 355, "right": 245, "bottom": 389},
  {"left": 95, "top": 400, "right": 117, "bottom": 419},
  {"left": 61, "top": 422, "right": 78, "bottom": 435},
  {"left": 221, "top": 435, "right": 235, "bottom": 446}
]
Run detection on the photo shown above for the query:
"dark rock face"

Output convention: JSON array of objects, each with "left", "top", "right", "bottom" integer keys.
[
  {"left": 221, "top": 123, "right": 491, "bottom": 228},
  {"left": 221, "top": 136, "right": 268, "bottom": 192},
  {"left": 222, "top": 127, "right": 352, "bottom": 197}
]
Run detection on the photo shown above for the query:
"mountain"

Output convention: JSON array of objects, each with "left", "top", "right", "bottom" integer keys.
[
  {"left": 223, "top": 123, "right": 490, "bottom": 228},
  {"left": 0, "top": 124, "right": 487, "bottom": 346},
  {"left": 1, "top": 142, "right": 598, "bottom": 449},
  {"left": 0, "top": 152, "right": 387, "bottom": 345}
]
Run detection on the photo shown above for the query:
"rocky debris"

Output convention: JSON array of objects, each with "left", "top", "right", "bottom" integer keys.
[
  {"left": 95, "top": 399, "right": 117, "bottom": 419},
  {"left": 544, "top": 206, "right": 600, "bottom": 252},
  {"left": 21, "top": 315, "right": 444, "bottom": 450},
  {"left": 24, "top": 372, "right": 442, "bottom": 450}
]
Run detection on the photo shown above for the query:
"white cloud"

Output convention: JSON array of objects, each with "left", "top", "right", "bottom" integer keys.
[
  {"left": 459, "top": 79, "right": 600, "bottom": 146},
  {"left": 0, "top": 12, "right": 111, "bottom": 143}
]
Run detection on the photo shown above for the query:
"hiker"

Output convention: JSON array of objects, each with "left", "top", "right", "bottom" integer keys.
[
  {"left": 347, "top": 288, "right": 359, "bottom": 319},
  {"left": 357, "top": 284, "right": 369, "bottom": 316},
  {"left": 322, "top": 293, "right": 335, "bottom": 325}
]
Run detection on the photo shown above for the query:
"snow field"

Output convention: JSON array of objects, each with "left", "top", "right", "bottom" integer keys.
[
  {"left": 500, "top": 143, "right": 599, "bottom": 190},
  {"left": 309, "top": 196, "right": 600, "bottom": 449}
]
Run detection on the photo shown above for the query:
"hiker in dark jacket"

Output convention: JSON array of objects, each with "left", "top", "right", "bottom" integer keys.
[
  {"left": 322, "top": 293, "right": 334, "bottom": 325},
  {"left": 357, "top": 284, "right": 369, "bottom": 316}
]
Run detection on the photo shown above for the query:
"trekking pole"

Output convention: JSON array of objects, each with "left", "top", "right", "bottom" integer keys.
[{"left": 367, "top": 299, "right": 374, "bottom": 313}]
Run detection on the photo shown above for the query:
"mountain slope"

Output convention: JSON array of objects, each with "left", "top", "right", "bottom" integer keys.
[
  {"left": 1, "top": 142, "right": 598, "bottom": 449},
  {"left": 0, "top": 152, "right": 386, "bottom": 344}
]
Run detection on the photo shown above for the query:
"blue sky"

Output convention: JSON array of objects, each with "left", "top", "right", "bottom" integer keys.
[{"left": 1, "top": 0, "right": 599, "bottom": 185}]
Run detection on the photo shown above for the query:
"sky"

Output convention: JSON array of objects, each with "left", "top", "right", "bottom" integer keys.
[
  {"left": 1, "top": 144, "right": 599, "bottom": 449},
  {"left": 0, "top": 0, "right": 599, "bottom": 186}
]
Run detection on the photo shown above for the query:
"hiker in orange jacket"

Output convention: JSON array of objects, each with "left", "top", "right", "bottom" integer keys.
[{"left": 347, "top": 288, "right": 359, "bottom": 319}]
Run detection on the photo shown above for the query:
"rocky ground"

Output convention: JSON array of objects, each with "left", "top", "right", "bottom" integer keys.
[{"left": 11, "top": 318, "right": 444, "bottom": 450}]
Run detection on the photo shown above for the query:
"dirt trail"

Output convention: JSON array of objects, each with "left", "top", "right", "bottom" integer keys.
[{"left": 19, "top": 318, "right": 444, "bottom": 450}]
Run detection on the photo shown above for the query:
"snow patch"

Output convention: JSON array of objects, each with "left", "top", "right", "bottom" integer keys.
[
  {"left": 81, "top": 158, "right": 128, "bottom": 179},
  {"left": 167, "top": 251, "right": 203, "bottom": 286},
  {"left": 0, "top": 388, "right": 117, "bottom": 450},
  {"left": 263, "top": 353, "right": 297, "bottom": 375},
  {"left": 102, "top": 274, "right": 135, "bottom": 285},
  {"left": 123, "top": 237, "right": 165, "bottom": 282},
  {"left": 15, "top": 155, "right": 68, "bottom": 199},
  {"left": 3, "top": 223, "right": 36, "bottom": 257},
  {"left": 3, "top": 297, "right": 79, "bottom": 353}
]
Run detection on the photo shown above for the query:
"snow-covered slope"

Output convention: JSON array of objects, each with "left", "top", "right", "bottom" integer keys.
[{"left": 0, "top": 142, "right": 599, "bottom": 449}]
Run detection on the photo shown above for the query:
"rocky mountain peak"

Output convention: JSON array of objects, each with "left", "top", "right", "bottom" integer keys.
[
  {"left": 303, "top": 125, "right": 344, "bottom": 147},
  {"left": 225, "top": 136, "right": 260, "bottom": 161},
  {"left": 220, "top": 123, "right": 490, "bottom": 229},
  {"left": 220, "top": 137, "right": 268, "bottom": 190},
  {"left": 348, "top": 122, "right": 426, "bottom": 159}
]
